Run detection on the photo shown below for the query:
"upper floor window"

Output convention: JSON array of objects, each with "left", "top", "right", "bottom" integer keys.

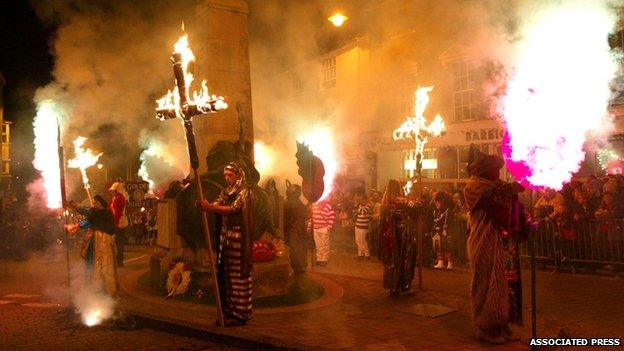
[
  {"left": 322, "top": 57, "right": 336, "bottom": 89},
  {"left": 398, "top": 67, "right": 418, "bottom": 117},
  {"left": 452, "top": 61, "right": 482, "bottom": 122},
  {"left": 1, "top": 123, "right": 8, "bottom": 144}
]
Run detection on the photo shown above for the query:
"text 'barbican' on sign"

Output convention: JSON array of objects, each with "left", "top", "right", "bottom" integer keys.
[{"left": 465, "top": 128, "right": 505, "bottom": 142}]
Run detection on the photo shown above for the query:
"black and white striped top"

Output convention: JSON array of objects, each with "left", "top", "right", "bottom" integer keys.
[{"left": 354, "top": 203, "right": 372, "bottom": 230}]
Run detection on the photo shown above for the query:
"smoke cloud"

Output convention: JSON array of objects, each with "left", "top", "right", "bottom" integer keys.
[
  {"left": 249, "top": 0, "right": 624, "bottom": 192},
  {"left": 27, "top": 0, "right": 198, "bottom": 205}
]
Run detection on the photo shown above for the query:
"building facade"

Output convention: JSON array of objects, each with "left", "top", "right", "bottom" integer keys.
[
  {"left": 253, "top": 0, "right": 624, "bottom": 192},
  {"left": 0, "top": 72, "right": 12, "bottom": 209}
]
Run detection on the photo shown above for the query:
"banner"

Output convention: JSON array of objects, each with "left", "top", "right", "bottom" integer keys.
[{"left": 125, "top": 181, "right": 150, "bottom": 208}]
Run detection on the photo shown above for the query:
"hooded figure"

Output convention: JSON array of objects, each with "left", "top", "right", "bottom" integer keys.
[
  {"left": 283, "top": 180, "right": 309, "bottom": 273},
  {"left": 463, "top": 146, "right": 527, "bottom": 344},
  {"left": 200, "top": 161, "right": 253, "bottom": 327},
  {"left": 68, "top": 194, "right": 118, "bottom": 296}
]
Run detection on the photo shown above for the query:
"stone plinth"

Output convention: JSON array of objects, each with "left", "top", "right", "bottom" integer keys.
[
  {"left": 192, "top": 0, "right": 254, "bottom": 172},
  {"left": 193, "top": 255, "right": 291, "bottom": 298}
]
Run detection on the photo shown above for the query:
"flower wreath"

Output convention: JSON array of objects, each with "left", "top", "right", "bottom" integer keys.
[{"left": 166, "top": 256, "right": 192, "bottom": 298}]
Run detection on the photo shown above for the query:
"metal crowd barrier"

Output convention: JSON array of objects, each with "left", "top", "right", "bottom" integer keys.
[{"left": 518, "top": 218, "right": 624, "bottom": 272}]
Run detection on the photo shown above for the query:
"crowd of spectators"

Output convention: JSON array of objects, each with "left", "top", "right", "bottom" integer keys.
[
  {"left": 326, "top": 185, "right": 469, "bottom": 267},
  {"left": 326, "top": 175, "right": 624, "bottom": 268},
  {"left": 533, "top": 174, "right": 624, "bottom": 225}
]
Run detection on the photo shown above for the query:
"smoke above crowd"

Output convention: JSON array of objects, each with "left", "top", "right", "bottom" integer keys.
[
  {"left": 27, "top": 0, "right": 197, "bottom": 206},
  {"left": 24, "top": 0, "right": 624, "bottom": 208},
  {"left": 250, "top": 0, "right": 624, "bottom": 192}
]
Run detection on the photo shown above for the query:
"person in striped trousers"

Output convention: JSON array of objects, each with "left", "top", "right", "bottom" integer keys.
[
  {"left": 353, "top": 191, "right": 372, "bottom": 260},
  {"left": 312, "top": 200, "right": 335, "bottom": 266},
  {"left": 200, "top": 162, "right": 253, "bottom": 327}
]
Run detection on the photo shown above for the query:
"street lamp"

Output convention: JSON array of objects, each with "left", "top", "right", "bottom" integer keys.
[{"left": 328, "top": 13, "right": 348, "bottom": 27}]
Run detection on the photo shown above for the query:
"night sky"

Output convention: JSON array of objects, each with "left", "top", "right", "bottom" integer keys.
[{"left": 0, "top": 1, "right": 54, "bottom": 122}]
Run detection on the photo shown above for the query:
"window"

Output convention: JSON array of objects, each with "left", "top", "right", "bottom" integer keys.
[
  {"left": 2, "top": 161, "right": 8, "bottom": 175},
  {"left": 403, "top": 148, "right": 437, "bottom": 179},
  {"left": 458, "top": 145, "right": 471, "bottom": 178},
  {"left": 452, "top": 61, "right": 482, "bottom": 122},
  {"left": 322, "top": 57, "right": 336, "bottom": 89},
  {"left": 398, "top": 67, "right": 418, "bottom": 117},
  {"left": 1, "top": 123, "right": 8, "bottom": 144},
  {"left": 438, "top": 146, "right": 458, "bottom": 179}
]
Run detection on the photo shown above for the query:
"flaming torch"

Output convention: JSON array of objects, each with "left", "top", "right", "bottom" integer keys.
[
  {"left": 67, "top": 136, "right": 102, "bottom": 206},
  {"left": 155, "top": 30, "right": 228, "bottom": 326},
  {"left": 393, "top": 85, "right": 445, "bottom": 290},
  {"left": 393, "top": 86, "right": 446, "bottom": 196}
]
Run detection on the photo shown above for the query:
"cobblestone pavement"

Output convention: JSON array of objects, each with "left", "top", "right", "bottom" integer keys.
[
  {"left": 121, "top": 249, "right": 624, "bottom": 350},
  {"left": 4, "top": 244, "right": 624, "bottom": 350},
  {"left": 0, "top": 245, "right": 242, "bottom": 351}
]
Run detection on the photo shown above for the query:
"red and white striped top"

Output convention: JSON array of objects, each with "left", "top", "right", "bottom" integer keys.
[{"left": 312, "top": 202, "right": 335, "bottom": 230}]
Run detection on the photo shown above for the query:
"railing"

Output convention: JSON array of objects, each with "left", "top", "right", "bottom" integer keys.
[{"left": 520, "top": 219, "right": 624, "bottom": 272}]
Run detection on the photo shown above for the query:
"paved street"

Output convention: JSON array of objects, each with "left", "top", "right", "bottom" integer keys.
[
  {"left": 0, "top": 245, "right": 242, "bottom": 351},
  {"left": 121, "top": 248, "right": 624, "bottom": 351},
  {"left": 2, "top": 244, "right": 624, "bottom": 350}
]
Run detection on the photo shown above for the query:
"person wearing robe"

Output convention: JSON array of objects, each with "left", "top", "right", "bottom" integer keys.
[
  {"left": 284, "top": 181, "right": 309, "bottom": 273},
  {"left": 67, "top": 195, "right": 119, "bottom": 296},
  {"left": 200, "top": 161, "right": 253, "bottom": 327},
  {"left": 379, "top": 180, "right": 421, "bottom": 295},
  {"left": 464, "top": 149, "right": 527, "bottom": 344}
]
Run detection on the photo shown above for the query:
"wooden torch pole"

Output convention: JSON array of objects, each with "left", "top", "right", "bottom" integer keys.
[{"left": 171, "top": 49, "right": 225, "bottom": 326}]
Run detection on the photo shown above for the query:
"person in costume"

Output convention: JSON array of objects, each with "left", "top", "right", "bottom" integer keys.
[
  {"left": 67, "top": 194, "right": 119, "bottom": 296},
  {"left": 379, "top": 179, "right": 421, "bottom": 295},
  {"left": 284, "top": 181, "right": 309, "bottom": 273},
  {"left": 200, "top": 161, "right": 253, "bottom": 327},
  {"left": 109, "top": 182, "right": 128, "bottom": 267},
  {"left": 353, "top": 189, "right": 372, "bottom": 260},
  {"left": 311, "top": 200, "right": 335, "bottom": 266},
  {"left": 431, "top": 192, "right": 453, "bottom": 270},
  {"left": 463, "top": 148, "right": 527, "bottom": 344}
]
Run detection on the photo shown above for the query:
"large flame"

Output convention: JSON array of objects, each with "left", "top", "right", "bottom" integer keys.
[
  {"left": 254, "top": 141, "right": 275, "bottom": 181},
  {"left": 156, "top": 34, "right": 228, "bottom": 118},
  {"left": 393, "top": 86, "right": 446, "bottom": 160},
  {"left": 67, "top": 136, "right": 102, "bottom": 190},
  {"left": 32, "top": 101, "right": 62, "bottom": 209},
  {"left": 297, "top": 127, "right": 339, "bottom": 202},
  {"left": 500, "top": 1, "right": 618, "bottom": 190}
]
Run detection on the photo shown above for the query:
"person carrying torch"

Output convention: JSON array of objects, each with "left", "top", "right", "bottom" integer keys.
[
  {"left": 66, "top": 194, "right": 118, "bottom": 296},
  {"left": 199, "top": 161, "right": 253, "bottom": 327},
  {"left": 463, "top": 147, "right": 528, "bottom": 344}
]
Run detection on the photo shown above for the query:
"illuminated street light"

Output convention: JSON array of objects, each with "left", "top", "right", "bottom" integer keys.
[{"left": 328, "top": 13, "right": 348, "bottom": 27}]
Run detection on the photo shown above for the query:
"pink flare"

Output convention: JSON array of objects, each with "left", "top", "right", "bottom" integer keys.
[{"left": 501, "top": 132, "right": 539, "bottom": 190}]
